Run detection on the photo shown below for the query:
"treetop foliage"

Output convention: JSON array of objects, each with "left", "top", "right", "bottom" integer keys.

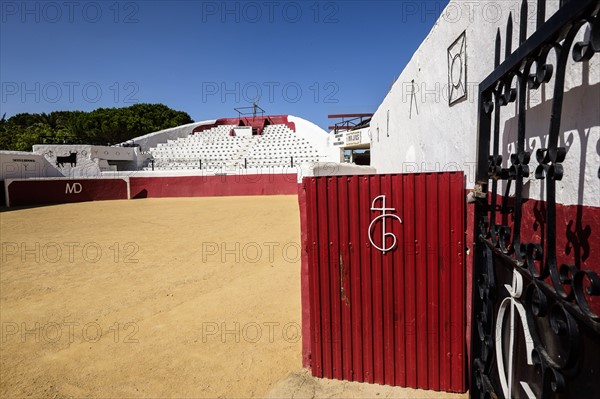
[{"left": 0, "top": 104, "right": 194, "bottom": 151}]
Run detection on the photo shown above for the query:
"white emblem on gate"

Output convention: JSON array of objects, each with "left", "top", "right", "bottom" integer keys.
[
  {"left": 368, "top": 195, "right": 402, "bottom": 253},
  {"left": 495, "top": 270, "right": 536, "bottom": 399}
]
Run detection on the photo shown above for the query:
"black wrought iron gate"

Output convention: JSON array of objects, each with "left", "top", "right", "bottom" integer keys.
[{"left": 471, "top": 1, "right": 600, "bottom": 398}]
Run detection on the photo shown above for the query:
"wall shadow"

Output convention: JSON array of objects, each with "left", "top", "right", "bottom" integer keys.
[{"left": 500, "top": 59, "right": 599, "bottom": 269}]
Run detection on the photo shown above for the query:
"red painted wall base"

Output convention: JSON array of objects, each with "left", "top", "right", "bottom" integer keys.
[
  {"left": 6, "top": 178, "right": 129, "bottom": 207},
  {"left": 129, "top": 174, "right": 298, "bottom": 198},
  {"left": 4, "top": 174, "right": 299, "bottom": 207}
]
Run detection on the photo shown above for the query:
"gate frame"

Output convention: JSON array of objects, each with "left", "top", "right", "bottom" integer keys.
[{"left": 471, "top": 0, "right": 600, "bottom": 397}]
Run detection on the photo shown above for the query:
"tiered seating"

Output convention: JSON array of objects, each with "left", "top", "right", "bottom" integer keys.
[
  {"left": 147, "top": 125, "right": 244, "bottom": 170},
  {"left": 197, "top": 124, "right": 235, "bottom": 139},
  {"left": 145, "top": 124, "right": 321, "bottom": 171},
  {"left": 246, "top": 125, "right": 320, "bottom": 167}
]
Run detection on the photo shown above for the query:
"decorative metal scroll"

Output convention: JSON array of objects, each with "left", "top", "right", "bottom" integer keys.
[
  {"left": 448, "top": 31, "right": 467, "bottom": 105},
  {"left": 471, "top": 1, "right": 600, "bottom": 398}
]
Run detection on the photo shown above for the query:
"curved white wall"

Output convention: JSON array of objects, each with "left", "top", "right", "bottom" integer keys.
[
  {"left": 289, "top": 115, "right": 339, "bottom": 162},
  {"left": 125, "top": 120, "right": 214, "bottom": 152}
]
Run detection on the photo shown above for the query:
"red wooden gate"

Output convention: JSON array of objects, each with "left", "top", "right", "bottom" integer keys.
[{"left": 300, "top": 172, "right": 466, "bottom": 393}]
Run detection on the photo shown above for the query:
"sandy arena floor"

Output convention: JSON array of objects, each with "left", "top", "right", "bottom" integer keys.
[
  {"left": 1, "top": 196, "right": 468, "bottom": 399},
  {"left": 1, "top": 197, "right": 304, "bottom": 398}
]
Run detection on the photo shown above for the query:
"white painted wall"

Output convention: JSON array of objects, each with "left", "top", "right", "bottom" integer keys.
[
  {"left": 32, "top": 144, "right": 146, "bottom": 177},
  {"left": 0, "top": 151, "right": 61, "bottom": 180},
  {"left": 123, "top": 120, "right": 214, "bottom": 151},
  {"left": 31, "top": 145, "right": 102, "bottom": 177},
  {"left": 1, "top": 146, "right": 142, "bottom": 180},
  {"left": 289, "top": 115, "right": 339, "bottom": 162},
  {"left": 370, "top": 0, "right": 599, "bottom": 207},
  {"left": 299, "top": 162, "right": 376, "bottom": 183},
  {"left": 90, "top": 146, "right": 137, "bottom": 161}
]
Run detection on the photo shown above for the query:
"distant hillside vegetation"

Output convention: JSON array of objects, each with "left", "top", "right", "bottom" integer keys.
[{"left": 0, "top": 104, "right": 194, "bottom": 151}]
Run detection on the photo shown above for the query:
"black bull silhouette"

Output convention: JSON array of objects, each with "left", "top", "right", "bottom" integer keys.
[{"left": 56, "top": 152, "right": 77, "bottom": 167}]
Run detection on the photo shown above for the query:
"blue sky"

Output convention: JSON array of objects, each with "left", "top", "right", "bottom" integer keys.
[{"left": 1, "top": 0, "right": 449, "bottom": 129}]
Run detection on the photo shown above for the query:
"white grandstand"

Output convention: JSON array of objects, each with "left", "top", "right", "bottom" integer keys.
[
  {"left": 7, "top": 113, "right": 356, "bottom": 183},
  {"left": 144, "top": 117, "right": 328, "bottom": 172},
  {"left": 247, "top": 124, "right": 320, "bottom": 168},
  {"left": 147, "top": 125, "right": 242, "bottom": 171}
]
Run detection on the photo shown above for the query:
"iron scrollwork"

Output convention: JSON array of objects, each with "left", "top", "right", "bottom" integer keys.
[{"left": 471, "top": 1, "right": 600, "bottom": 398}]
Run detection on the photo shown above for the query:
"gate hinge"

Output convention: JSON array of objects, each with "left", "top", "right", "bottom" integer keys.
[{"left": 468, "top": 183, "right": 487, "bottom": 203}]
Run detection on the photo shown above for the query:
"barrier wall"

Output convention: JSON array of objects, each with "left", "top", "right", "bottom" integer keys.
[
  {"left": 3, "top": 173, "right": 300, "bottom": 207},
  {"left": 5, "top": 178, "right": 129, "bottom": 207},
  {"left": 129, "top": 174, "right": 298, "bottom": 198}
]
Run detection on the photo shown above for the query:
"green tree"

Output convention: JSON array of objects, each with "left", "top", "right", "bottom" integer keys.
[{"left": 0, "top": 104, "right": 194, "bottom": 151}]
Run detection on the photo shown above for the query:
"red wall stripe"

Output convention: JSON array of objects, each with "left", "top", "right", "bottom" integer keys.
[
  {"left": 129, "top": 174, "right": 297, "bottom": 198},
  {"left": 488, "top": 193, "right": 600, "bottom": 315},
  {"left": 6, "top": 178, "right": 128, "bottom": 207},
  {"left": 4, "top": 174, "right": 298, "bottom": 207}
]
